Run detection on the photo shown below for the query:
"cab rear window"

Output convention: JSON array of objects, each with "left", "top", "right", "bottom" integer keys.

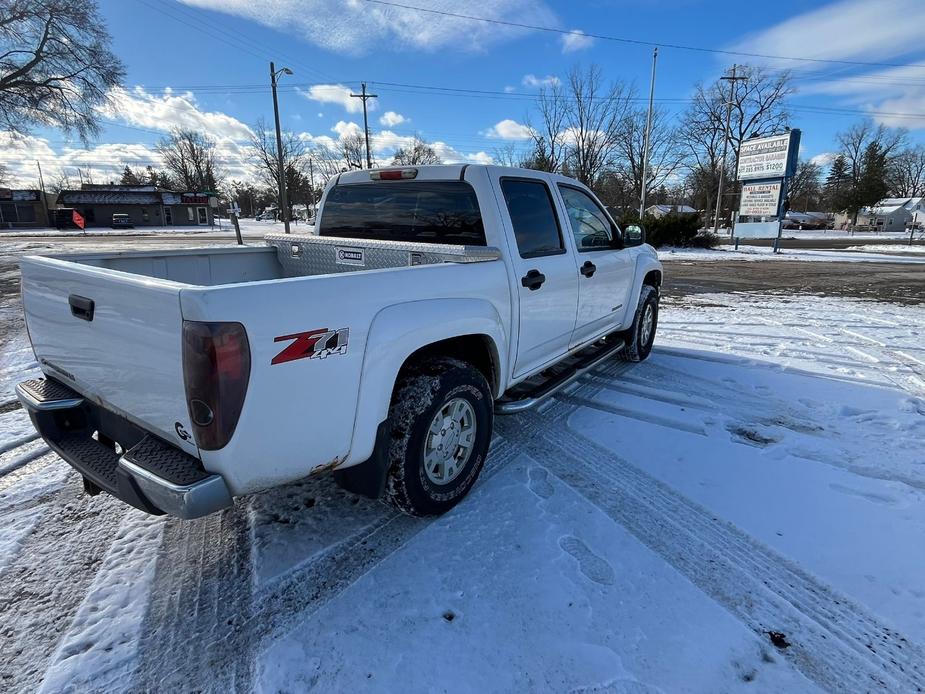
[{"left": 318, "top": 181, "right": 486, "bottom": 246}]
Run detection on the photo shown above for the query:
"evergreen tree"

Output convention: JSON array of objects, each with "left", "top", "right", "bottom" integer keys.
[
  {"left": 823, "top": 155, "right": 850, "bottom": 211},
  {"left": 856, "top": 142, "right": 889, "bottom": 211},
  {"left": 119, "top": 165, "right": 143, "bottom": 185}
]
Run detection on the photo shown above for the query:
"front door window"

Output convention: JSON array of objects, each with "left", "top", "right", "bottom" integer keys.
[
  {"left": 197, "top": 207, "right": 208, "bottom": 225},
  {"left": 164, "top": 207, "right": 172, "bottom": 225}
]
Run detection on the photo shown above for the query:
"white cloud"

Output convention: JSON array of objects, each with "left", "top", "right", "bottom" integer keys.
[
  {"left": 810, "top": 152, "right": 836, "bottom": 168},
  {"left": 729, "top": 1, "right": 925, "bottom": 130},
  {"left": 503, "top": 86, "right": 516, "bottom": 93},
  {"left": 332, "top": 120, "right": 363, "bottom": 139},
  {"left": 300, "top": 84, "right": 370, "bottom": 114},
  {"left": 102, "top": 87, "right": 253, "bottom": 140},
  {"left": 522, "top": 74, "right": 560, "bottom": 88},
  {"left": 560, "top": 29, "right": 593, "bottom": 53},
  {"left": 482, "top": 119, "right": 534, "bottom": 140},
  {"left": 379, "top": 111, "right": 408, "bottom": 127},
  {"left": 178, "top": 0, "right": 558, "bottom": 55},
  {"left": 728, "top": 0, "right": 925, "bottom": 72}
]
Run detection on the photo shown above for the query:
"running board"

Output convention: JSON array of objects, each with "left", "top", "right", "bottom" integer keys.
[{"left": 495, "top": 337, "right": 626, "bottom": 415}]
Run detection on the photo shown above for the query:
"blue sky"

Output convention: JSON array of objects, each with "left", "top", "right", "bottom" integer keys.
[{"left": 4, "top": 0, "right": 925, "bottom": 187}]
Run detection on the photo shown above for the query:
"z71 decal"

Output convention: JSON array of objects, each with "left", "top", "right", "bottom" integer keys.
[{"left": 272, "top": 328, "right": 349, "bottom": 365}]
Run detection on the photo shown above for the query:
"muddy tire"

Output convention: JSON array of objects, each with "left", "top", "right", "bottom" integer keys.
[
  {"left": 621, "top": 284, "right": 659, "bottom": 362},
  {"left": 384, "top": 357, "right": 493, "bottom": 516}
]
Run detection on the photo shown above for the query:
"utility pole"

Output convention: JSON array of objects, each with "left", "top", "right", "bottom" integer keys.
[
  {"left": 712, "top": 64, "right": 747, "bottom": 235},
  {"left": 350, "top": 82, "right": 378, "bottom": 168},
  {"left": 36, "top": 160, "right": 50, "bottom": 228},
  {"left": 270, "top": 61, "right": 293, "bottom": 234},
  {"left": 308, "top": 157, "right": 316, "bottom": 220},
  {"left": 638, "top": 47, "right": 658, "bottom": 219}
]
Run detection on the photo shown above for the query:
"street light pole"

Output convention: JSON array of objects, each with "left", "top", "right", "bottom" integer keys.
[
  {"left": 270, "top": 61, "right": 292, "bottom": 234},
  {"left": 638, "top": 47, "right": 658, "bottom": 220},
  {"left": 712, "top": 64, "right": 746, "bottom": 235}
]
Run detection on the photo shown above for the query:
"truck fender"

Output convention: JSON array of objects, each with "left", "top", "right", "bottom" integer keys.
[
  {"left": 625, "top": 253, "right": 663, "bottom": 328},
  {"left": 346, "top": 298, "right": 507, "bottom": 467}
]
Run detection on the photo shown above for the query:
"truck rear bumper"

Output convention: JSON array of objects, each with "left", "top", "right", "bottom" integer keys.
[{"left": 16, "top": 377, "right": 233, "bottom": 519}]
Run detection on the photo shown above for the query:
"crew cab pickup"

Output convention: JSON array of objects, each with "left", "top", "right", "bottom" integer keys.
[{"left": 17, "top": 165, "right": 662, "bottom": 519}]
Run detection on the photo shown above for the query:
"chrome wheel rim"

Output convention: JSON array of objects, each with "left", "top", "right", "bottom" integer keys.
[
  {"left": 640, "top": 303, "right": 655, "bottom": 346},
  {"left": 423, "top": 397, "right": 477, "bottom": 485}
]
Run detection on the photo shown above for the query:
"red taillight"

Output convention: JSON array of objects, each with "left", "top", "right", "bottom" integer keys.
[{"left": 182, "top": 321, "right": 251, "bottom": 450}]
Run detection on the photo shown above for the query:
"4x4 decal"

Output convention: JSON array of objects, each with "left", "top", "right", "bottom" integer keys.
[{"left": 271, "top": 328, "right": 349, "bottom": 365}]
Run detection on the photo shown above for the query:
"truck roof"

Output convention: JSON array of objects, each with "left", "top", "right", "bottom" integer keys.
[{"left": 334, "top": 163, "right": 572, "bottom": 187}]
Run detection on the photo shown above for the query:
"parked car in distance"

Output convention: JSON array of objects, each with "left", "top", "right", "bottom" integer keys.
[
  {"left": 17, "top": 164, "right": 662, "bottom": 520},
  {"left": 111, "top": 213, "right": 133, "bottom": 229}
]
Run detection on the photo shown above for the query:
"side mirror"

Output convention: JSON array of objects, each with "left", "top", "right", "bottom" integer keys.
[{"left": 623, "top": 224, "right": 645, "bottom": 247}]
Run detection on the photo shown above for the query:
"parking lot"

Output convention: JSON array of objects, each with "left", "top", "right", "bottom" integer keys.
[{"left": 1, "top": 235, "right": 924, "bottom": 692}]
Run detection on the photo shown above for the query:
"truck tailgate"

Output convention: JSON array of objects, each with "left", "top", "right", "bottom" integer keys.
[{"left": 20, "top": 257, "right": 198, "bottom": 456}]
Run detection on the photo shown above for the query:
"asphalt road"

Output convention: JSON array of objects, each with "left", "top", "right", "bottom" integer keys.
[{"left": 662, "top": 259, "right": 925, "bottom": 306}]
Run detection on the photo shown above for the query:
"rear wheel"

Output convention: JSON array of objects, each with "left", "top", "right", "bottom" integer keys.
[
  {"left": 621, "top": 284, "right": 659, "bottom": 362},
  {"left": 385, "top": 357, "right": 493, "bottom": 516}
]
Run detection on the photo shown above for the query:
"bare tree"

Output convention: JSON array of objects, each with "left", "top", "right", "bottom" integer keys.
[
  {"left": 563, "top": 65, "right": 632, "bottom": 186},
  {"left": 307, "top": 142, "right": 348, "bottom": 180},
  {"left": 679, "top": 65, "right": 794, "bottom": 220},
  {"left": 887, "top": 144, "right": 925, "bottom": 197},
  {"left": 491, "top": 142, "right": 528, "bottom": 168},
  {"left": 527, "top": 80, "right": 568, "bottom": 173},
  {"left": 340, "top": 132, "right": 366, "bottom": 170},
  {"left": 392, "top": 135, "right": 442, "bottom": 165},
  {"left": 788, "top": 159, "right": 823, "bottom": 211},
  {"left": 47, "top": 166, "right": 73, "bottom": 193},
  {"left": 156, "top": 128, "right": 223, "bottom": 192},
  {"left": 527, "top": 65, "right": 633, "bottom": 186},
  {"left": 248, "top": 117, "right": 314, "bottom": 203},
  {"left": 0, "top": 0, "right": 125, "bottom": 141},
  {"left": 614, "top": 106, "right": 684, "bottom": 209}
]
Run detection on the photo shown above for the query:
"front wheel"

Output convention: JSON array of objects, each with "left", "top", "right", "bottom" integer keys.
[
  {"left": 385, "top": 357, "right": 493, "bottom": 516},
  {"left": 621, "top": 284, "right": 659, "bottom": 362}
]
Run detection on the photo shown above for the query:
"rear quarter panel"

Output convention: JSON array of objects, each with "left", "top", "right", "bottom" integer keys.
[{"left": 180, "top": 259, "right": 510, "bottom": 495}]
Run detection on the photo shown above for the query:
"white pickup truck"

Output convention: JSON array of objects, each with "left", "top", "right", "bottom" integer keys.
[{"left": 17, "top": 165, "right": 662, "bottom": 519}]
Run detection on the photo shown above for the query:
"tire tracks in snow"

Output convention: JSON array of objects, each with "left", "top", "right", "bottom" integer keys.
[
  {"left": 129, "top": 438, "right": 520, "bottom": 692},
  {"left": 0, "top": 488, "right": 126, "bottom": 693},
  {"left": 495, "top": 365, "right": 925, "bottom": 692}
]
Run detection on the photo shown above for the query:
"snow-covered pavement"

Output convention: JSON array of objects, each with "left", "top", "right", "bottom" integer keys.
[{"left": 1, "top": 291, "right": 924, "bottom": 692}]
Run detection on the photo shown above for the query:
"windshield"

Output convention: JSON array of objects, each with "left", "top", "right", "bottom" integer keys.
[{"left": 318, "top": 181, "right": 486, "bottom": 246}]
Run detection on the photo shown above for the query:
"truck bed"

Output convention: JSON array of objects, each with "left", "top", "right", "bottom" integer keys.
[{"left": 57, "top": 234, "right": 502, "bottom": 287}]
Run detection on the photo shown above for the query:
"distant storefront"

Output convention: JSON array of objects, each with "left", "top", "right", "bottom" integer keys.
[
  {"left": 55, "top": 185, "right": 217, "bottom": 228},
  {"left": 0, "top": 188, "right": 50, "bottom": 228}
]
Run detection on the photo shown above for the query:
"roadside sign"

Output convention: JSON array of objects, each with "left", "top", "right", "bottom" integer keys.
[
  {"left": 739, "top": 181, "right": 782, "bottom": 217},
  {"left": 72, "top": 210, "right": 85, "bottom": 230},
  {"left": 737, "top": 131, "right": 800, "bottom": 181}
]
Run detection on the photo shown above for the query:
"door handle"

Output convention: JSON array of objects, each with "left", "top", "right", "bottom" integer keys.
[
  {"left": 521, "top": 269, "right": 546, "bottom": 291},
  {"left": 580, "top": 261, "right": 596, "bottom": 278},
  {"left": 68, "top": 294, "right": 95, "bottom": 321}
]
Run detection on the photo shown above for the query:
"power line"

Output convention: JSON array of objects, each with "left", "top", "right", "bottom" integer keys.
[{"left": 363, "top": 0, "right": 925, "bottom": 71}]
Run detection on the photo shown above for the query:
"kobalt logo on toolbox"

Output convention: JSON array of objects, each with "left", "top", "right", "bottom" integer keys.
[{"left": 272, "top": 328, "right": 349, "bottom": 365}]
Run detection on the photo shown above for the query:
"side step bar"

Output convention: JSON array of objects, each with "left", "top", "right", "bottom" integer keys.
[{"left": 495, "top": 336, "right": 625, "bottom": 414}]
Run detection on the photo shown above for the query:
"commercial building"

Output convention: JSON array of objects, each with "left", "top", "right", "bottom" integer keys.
[
  {"left": 0, "top": 188, "right": 52, "bottom": 229},
  {"left": 55, "top": 185, "right": 217, "bottom": 228}
]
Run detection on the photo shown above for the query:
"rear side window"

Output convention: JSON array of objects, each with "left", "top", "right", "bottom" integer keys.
[
  {"left": 318, "top": 181, "right": 486, "bottom": 245},
  {"left": 500, "top": 179, "right": 564, "bottom": 258}
]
